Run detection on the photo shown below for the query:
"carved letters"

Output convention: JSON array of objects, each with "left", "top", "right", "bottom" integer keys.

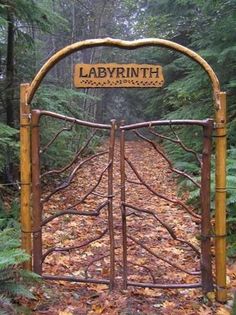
[{"left": 74, "top": 64, "right": 164, "bottom": 88}]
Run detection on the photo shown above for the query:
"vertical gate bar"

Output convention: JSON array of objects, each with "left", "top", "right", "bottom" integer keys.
[
  {"left": 20, "top": 83, "right": 32, "bottom": 270},
  {"left": 215, "top": 92, "right": 227, "bottom": 302},
  {"left": 107, "top": 120, "right": 116, "bottom": 290},
  {"left": 120, "top": 122, "right": 128, "bottom": 289},
  {"left": 200, "top": 119, "right": 214, "bottom": 293},
  {"left": 31, "top": 110, "right": 43, "bottom": 275}
]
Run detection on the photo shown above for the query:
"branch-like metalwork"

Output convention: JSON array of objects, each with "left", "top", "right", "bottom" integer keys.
[
  {"left": 64, "top": 162, "right": 111, "bottom": 211},
  {"left": 42, "top": 228, "right": 108, "bottom": 262},
  {"left": 84, "top": 253, "right": 110, "bottom": 279},
  {"left": 149, "top": 127, "right": 202, "bottom": 166},
  {"left": 125, "top": 158, "right": 201, "bottom": 220},
  {"left": 42, "top": 201, "right": 109, "bottom": 226},
  {"left": 170, "top": 124, "right": 202, "bottom": 166},
  {"left": 124, "top": 203, "right": 200, "bottom": 256},
  {"left": 41, "top": 129, "right": 97, "bottom": 178},
  {"left": 42, "top": 151, "right": 108, "bottom": 203},
  {"left": 125, "top": 172, "right": 143, "bottom": 185},
  {"left": 128, "top": 261, "right": 157, "bottom": 283},
  {"left": 134, "top": 130, "right": 200, "bottom": 188},
  {"left": 40, "top": 123, "right": 75, "bottom": 154},
  {"left": 128, "top": 235, "right": 200, "bottom": 276},
  {"left": 91, "top": 191, "right": 113, "bottom": 198}
]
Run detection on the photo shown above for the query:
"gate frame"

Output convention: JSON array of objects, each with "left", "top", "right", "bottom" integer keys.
[{"left": 20, "top": 38, "right": 227, "bottom": 302}]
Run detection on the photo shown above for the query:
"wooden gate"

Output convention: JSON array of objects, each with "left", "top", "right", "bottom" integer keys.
[
  {"left": 20, "top": 38, "right": 227, "bottom": 302},
  {"left": 29, "top": 108, "right": 214, "bottom": 294}
]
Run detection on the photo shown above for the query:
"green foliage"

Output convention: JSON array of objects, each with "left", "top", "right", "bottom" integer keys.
[
  {"left": 39, "top": 119, "right": 103, "bottom": 171},
  {"left": 122, "top": 0, "right": 236, "bottom": 256},
  {"left": 32, "top": 84, "right": 102, "bottom": 170},
  {"left": 0, "top": 199, "right": 20, "bottom": 230},
  {"left": 33, "top": 84, "right": 97, "bottom": 117},
  {"left": 0, "top": 123, "right": 19, "bottom": 174},
  {"left": 0, "top": 227, "right": 40, "bottom": 313},
  {"left": 166, "top": 144, "right": 236, "bottom": 256},
  {"left": 0, "top": 0, "right": 67, "bottom": 33}
]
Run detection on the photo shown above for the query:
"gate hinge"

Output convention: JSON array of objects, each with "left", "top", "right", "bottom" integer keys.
[
  {"left": 21, "top": 113, "right": 31, "bottom": 119},
  {"left": 214, "top": 122, "right": 225, "bottom": 129}
]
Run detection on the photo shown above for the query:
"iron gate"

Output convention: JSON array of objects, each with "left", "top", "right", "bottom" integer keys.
[{"left": 31, "top": 109, "right": 214, "bottom": 293}]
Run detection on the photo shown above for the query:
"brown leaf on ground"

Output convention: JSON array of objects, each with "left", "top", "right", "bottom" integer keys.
[{"left": 27, "top": 140, "right": 234, "bottom": 314}]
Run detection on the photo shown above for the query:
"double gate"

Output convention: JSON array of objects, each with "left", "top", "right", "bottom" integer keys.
[
  {"left": 20, "top": 38, "right": 227, "bottom": 301},
  {"left": 30, "top": 109, "right": 214, "bottom": 293}
]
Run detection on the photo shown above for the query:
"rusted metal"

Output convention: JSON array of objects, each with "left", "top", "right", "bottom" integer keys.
[
  {"left": 40, "top": 110, "right": 111, "bottom": 129},
  {"left": 31, "top": 109, "right": 118, "bottom": 287},
  {"left": 40, "top": 123, "right": 75, "bottom": 154},
  {"left": 24, "top": 37, "right": 226, "bottom": 301},
  {"left": 134, "top": 130, "right": 200, "bottom": 187},
  {"left": 43, "top": 275, "right": 110, "bottom": 284},
  {"left": 31, "top": 114, "right": 214, "bottom": 294},
  {"left": 201, "top": 119, "right": 214, "bottom": 292},
  {"left": 128, "top": 235, "right": 199, "bottom": 276},
  {"left": 124, "top": 203, "right": 200, "bottom": 257},
  {"left": 42, "top": 200, "right": 109, "bottom": 226},
  {"left": 120, "top": 121, "right": 128, "bottom": 289},
  {"left": 119, "top": 119, "right": 213, "bottom": 292},
  {"left": 107, "top": 120, "right": 116, "bottom": 290},
  {"left": 121, "top": 119, "right": 212, "bottom": 130},
  {"left": 41, "top": 129, "right": 97, "bottom": 178},
  {"left": 42, "top": 151, "right": 108, "bottom": 203},
  {"left": 31, "top": 110, "right": 43, "bottom": 274},
  {"left": 126, "top": 282, "right": 202, "bottom": 289},
  {"left": 85, "top": 253, "right": 110, "bottom": 279},
  {"left": 42, "top": 228, "right": 108, "bottom": 262},
  {"left": 57, "top": 162, "right": 111, "bottom": 211},
  {"left": 125, "top": 157, "right": 201, "bottom": 220},
  {"left": 149, "top": 127, "right": 202, "bottom": 166}
]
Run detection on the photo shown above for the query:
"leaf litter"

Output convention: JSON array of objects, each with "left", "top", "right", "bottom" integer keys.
[{"left": 28, "top": 139, "right": 234, "bottom": 314}]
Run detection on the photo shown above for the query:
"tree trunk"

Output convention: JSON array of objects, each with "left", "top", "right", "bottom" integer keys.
[{"left": 5, "top": 10, "right": 15, "bottom": 127}]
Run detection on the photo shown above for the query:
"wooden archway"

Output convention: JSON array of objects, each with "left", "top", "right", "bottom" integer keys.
[{"left": 20, "top": 38, "right": 227, "bottom": 302}]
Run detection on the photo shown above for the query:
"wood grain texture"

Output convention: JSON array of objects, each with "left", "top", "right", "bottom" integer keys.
[
  {"left": 74, "top": 63, "right": 164, "bottom": 88},
  {"left": 20, "top": 83, "right": 32, "bottom": 270},
  {"left": 26, "top": 38, "right": 220, "bottom": 106}
]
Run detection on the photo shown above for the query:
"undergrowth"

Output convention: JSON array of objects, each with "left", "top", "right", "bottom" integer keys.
[
  {"left": 0, "top": 202, "right": 40, "bottom": 314},
  {"left": 159, "top": 123, "right": 236, "bottom": 257}
]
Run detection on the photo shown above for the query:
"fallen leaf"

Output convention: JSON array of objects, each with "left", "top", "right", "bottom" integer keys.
[{"left": 216, "top": 307, "right": 231, "bottom": 315}]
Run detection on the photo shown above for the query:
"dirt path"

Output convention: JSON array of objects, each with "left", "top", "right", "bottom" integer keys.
[{"left": 31, "top": 140, "right": 232, "bottom": 314}]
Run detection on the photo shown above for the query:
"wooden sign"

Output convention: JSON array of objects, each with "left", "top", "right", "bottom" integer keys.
[{"left": 74, "top": 63, "right": 164, "bottom": 88}]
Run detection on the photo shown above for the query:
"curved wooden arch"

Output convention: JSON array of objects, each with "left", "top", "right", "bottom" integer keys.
[
  {"left": 21, "top": 37, "right": 227, "bottom": 303},
  {"left": 26, "top": 37, "right": 220, "bottom": 108}
]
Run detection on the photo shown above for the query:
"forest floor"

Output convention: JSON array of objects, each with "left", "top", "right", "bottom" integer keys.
[{"left": 28, "top": 140, "right": 235, "bottom": 315}]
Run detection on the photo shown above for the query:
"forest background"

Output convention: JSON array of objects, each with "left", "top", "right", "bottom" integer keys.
[{"left": 0, "top": 0, "right": 235, "bottom": 311}]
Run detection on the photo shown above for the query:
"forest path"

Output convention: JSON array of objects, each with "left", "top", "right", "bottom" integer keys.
[{"left": 32, "top": 140, "right": 230, "bottom": 315}]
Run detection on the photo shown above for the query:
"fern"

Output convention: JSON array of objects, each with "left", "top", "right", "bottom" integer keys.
[
  {"left": 0, "top": 123, "right": 19, "bottom": 173},
  {"left": 0, "top": 295, "right": 15, "bottom": 315},
  {"left": 0, "top": 283, "right": 35, "bottom": 299},
  {"left": 157, "top": 124, "right": 236, "bottom": 256},
  {"left": 0, "top": 226, "right": 40, "bottom": 313}
]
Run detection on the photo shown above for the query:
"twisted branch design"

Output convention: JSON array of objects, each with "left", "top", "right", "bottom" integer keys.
[
  {"left": 125, "top": 158, "right": 201, "bottom": 220},
  {"left": 134, "top": 130, "right": 200, "bottom": 188},
  {"left": 41, "top": 129, "right": 97, "bottom": 178},
  {"left": 42, "top": 228, "right": 108, "bottom": 262}
]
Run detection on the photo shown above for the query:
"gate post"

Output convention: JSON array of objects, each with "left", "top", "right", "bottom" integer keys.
[
  {"left": 31, "top": 110, "right": 43, "bottom": 274},
  {"left": 20, "top": 83, "right": 32, "bottom": 270},
  {"left": 215, "top": 92, "right": 227, "bottom": 302},
  {"left": 201, "top": 120, "right": 214, "bottom": 293},
  {"left": 107, "top": 120, "right": 116, "bottom": 290}
]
